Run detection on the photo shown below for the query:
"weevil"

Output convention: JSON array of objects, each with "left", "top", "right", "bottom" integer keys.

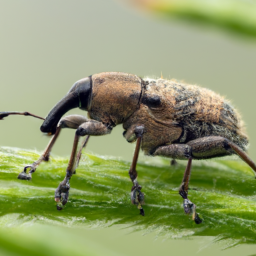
[{"left": 1, "top": 72, "right": 256, "bottom": 224}]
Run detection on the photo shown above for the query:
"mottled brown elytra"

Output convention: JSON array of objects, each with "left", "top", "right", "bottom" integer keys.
[{"left": 1, "top": 72, "right": 256, "bottom": 224}]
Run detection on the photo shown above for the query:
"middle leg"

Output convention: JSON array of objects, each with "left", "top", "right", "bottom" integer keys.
[{"left": 128, "top": 126, "right": 145, "bottom": 216}]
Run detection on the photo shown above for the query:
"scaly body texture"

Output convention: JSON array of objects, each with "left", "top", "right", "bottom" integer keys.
[{"left": 124, "top": 77, "right": 248, "bottom": 156}]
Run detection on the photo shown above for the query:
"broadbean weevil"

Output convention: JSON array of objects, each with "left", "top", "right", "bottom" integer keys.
[{"left": 1, "top": 72, "right": 256, "bottom": 224}]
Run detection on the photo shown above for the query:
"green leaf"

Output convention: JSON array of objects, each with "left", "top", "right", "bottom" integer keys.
[
  {"left": 0, "top": 146, "right": 256, "bottom": 255},
  {"left": 132, "top": 0, "right": 256, "bottom": 39}
]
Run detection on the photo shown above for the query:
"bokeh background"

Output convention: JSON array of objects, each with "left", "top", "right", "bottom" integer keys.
[
  {"left": 1, "top": 0, "right": 256, "bottom": 161},
  {"left": 1, "top": 0, "right": 256, "bottom": 255}
]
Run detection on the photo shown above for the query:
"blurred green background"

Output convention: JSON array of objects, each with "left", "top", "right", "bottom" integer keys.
[
  {"left": 1, "top": 0, "right": 256, "bottom": 255},
  {"left": 1, "top": 0, "right": 256, "bottom": 161}
]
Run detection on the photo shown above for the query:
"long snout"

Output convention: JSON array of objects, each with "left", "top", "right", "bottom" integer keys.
[{"left": 40, "top": 76, "right": 92, "bottom": 134}]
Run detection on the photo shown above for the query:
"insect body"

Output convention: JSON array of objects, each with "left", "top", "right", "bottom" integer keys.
[{"left": 1, "top": 72, "right": 256, "bottom": 224}]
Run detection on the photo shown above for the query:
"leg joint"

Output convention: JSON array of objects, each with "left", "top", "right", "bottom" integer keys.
[
  {"left": 223, "top": 138, "right": 231, "bottom": 151},
  {"left": 76, "top": 127, "right": 85, "bottom": 136},
  {"left": 129, "top": 172, "right": 137, "bottom": 181}
]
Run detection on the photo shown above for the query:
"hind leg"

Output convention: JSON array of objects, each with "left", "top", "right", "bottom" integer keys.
[
  {"left": 179, "top": 157, "right": 202, "bottom": 224},
  {"left": 158, "top": 135, "right": 256, "bottom": 174},
  {"left": 170, "top": 159, "right": 178, "bottom": 166},
  {"left": 187, "top": 136, "right": 256, "bottom": 174},
  {"left": 154, "top": 144, "right": 202, "bottom": 223},
  {"left": 154, "top": 136, "right": 256, "bottom": 223}
]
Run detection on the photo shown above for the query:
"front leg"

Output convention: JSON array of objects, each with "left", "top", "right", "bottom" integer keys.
[
  {"left": 55, "top": 120, "right": 112, "bottom": 210},
  {"left": 154, "top": 144, "right": 202, "bottom": 224},
  {"left": 18, "top": 115, "right": 88, "bottom": 180}
]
